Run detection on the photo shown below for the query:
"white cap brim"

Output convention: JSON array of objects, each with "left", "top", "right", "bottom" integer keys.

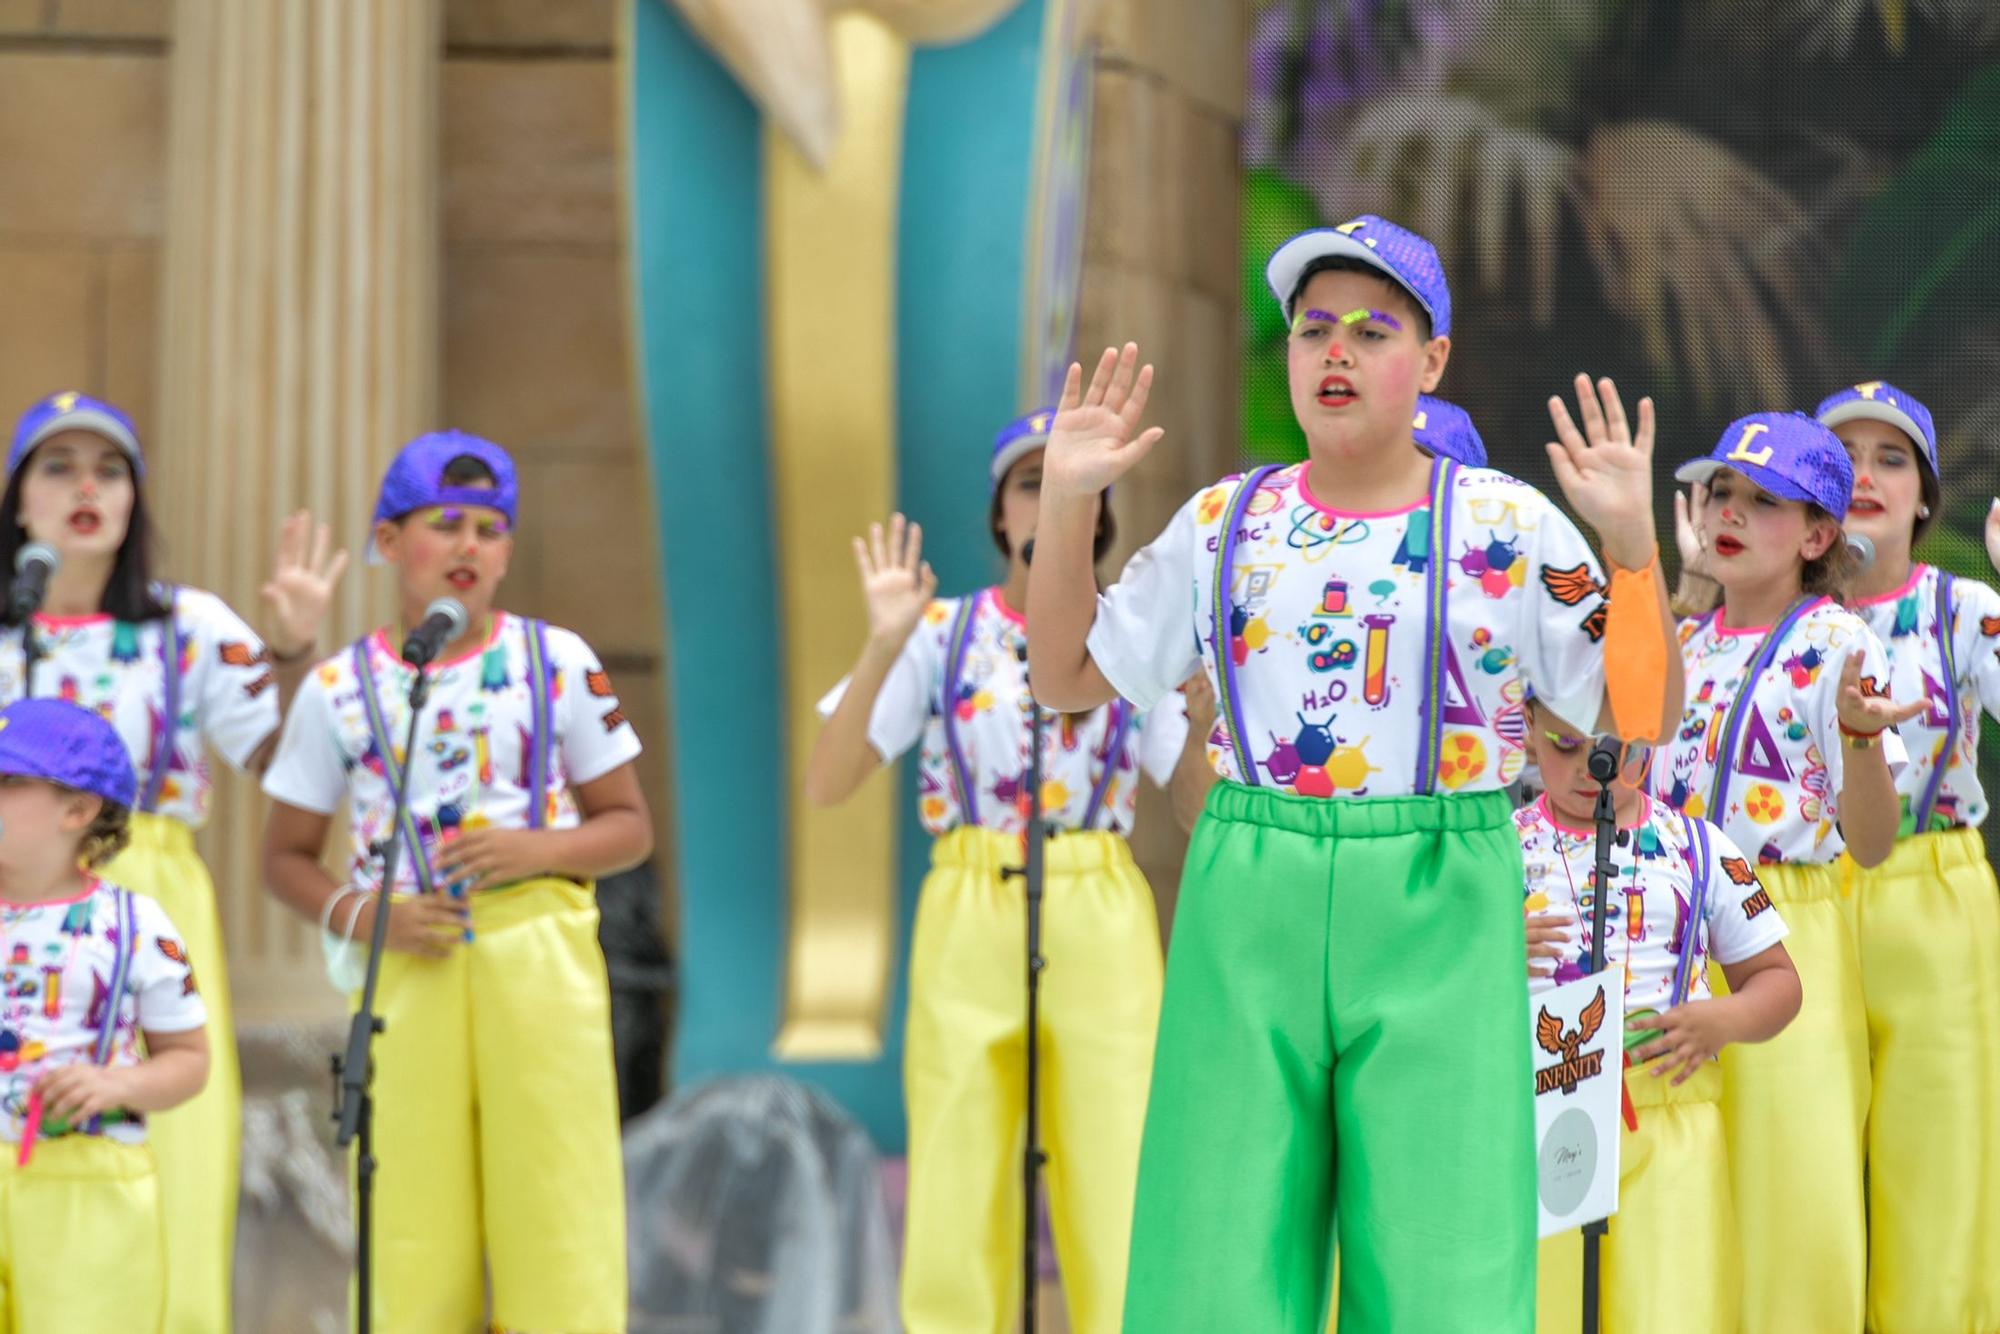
[
  {"left": 1673, "top": 456, "right": 1820, "bottom": 506},
  {"left": 1265, "top": 229, "right": 1432, "bottom": 325},
  {"left": 990, "top": 436, "right": 1049, "bottom": 486},
  {"left": 22, "top": 409, "right": 141, "bottom": 464},
  {"left": 1673, "top": 458, "right": 1724, "bottom": 487},
  {"left": 1817, "top": 401, "right": 1933, "bottom": 465}
]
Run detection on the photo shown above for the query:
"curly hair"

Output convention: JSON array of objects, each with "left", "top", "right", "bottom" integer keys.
[{"left": 76, "top": 797, "right": 133, "bottom": 869}]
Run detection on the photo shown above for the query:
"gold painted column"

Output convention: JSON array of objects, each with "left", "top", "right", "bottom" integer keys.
[
  {"left": 769, "top": 12, "right": 910, "bottom": 1058},
  {"left": 157, "top": 0, "right": 441, "bottom": 1020}
]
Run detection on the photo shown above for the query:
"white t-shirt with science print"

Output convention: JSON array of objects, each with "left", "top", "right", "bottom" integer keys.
[
  {"left": 1087, "top": 462, "right": 1609, "bottom": 798},
  {"left": 818, "top": 588, "right": 1188, "bottom": 836},
  {"left": 0, "top": 880, "right": 205, "bottom": 1146},
  {"left": 1518, "top": 796, "right": 1788, "bottom": 1012},
  {"left": 0, "top": 588, "right": 279, "bottom": 828},
  {"left": 263, "top": 613, "right": 642, "bottom": 896}
]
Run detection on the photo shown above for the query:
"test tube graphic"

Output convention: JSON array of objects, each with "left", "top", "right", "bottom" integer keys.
[
  {"left": 1705, "top": 702, "right": 1728, "bottom": 765},
  {"left": 1626, "top": 885, "right": 1645, "bottom": 942},
  {"left": 40, "top": 966, "right": 60, "bottom": 1020},
  {"left": 1362, "top": 615, "right": 1393, "bottom": 705}
]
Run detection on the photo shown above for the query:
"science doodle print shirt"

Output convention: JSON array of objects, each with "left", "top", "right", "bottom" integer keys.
[
  {"left": 1651, "top": 599, "right": 1897, "bottom": 864},
  {"left": 263, "top": 613, "right": 642, "bottom": 896},
  {"left": 0, "top": 588, "right": 279, "bottom": 828},
  {"left": 0, "top": 880, "right": 205, "bottom": 1146},
  {"left": 1850, "top": 563, "right": 2000, "bottom": 833},
  {"left": 1518, "top": 797, "right": 1788, "bottom": 1011},
  {"left": 1086, "top": 462, "right": 1609, "bottom": 797},
  {"left": 818, "top": 588, "right": 1189, "bottom": 837}
]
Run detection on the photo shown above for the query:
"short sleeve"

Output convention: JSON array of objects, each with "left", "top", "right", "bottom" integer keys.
[
  {"left": 551, "top": 627, "right": 644, "bottom": 786},
  {"left": 1699, "top": 822, "right": 1789, "bottom": 966},
  {"left": 1086, "top": 495, "right": 1203, "bottom": 709},
  {"left": 1136, "top": 689, "right": 1190, "bottom": 787},
  {"left": 260, "top": 664, "right": 348, "bottom": 815},
  {"left": 182, "top": 589, "right": 281, "bottom": 771},
  {"left": 127, "top": 894, "right": 208, "bottom": 1035},
  {"left": 1954, "top": 576, "right": 2000, "bottom": 722},
  {"left": 815, "top": 604, "right": 946, "bottom": 766},
  {"left": 1515, "top": 497, "right": 1609, "bottom": 736}
]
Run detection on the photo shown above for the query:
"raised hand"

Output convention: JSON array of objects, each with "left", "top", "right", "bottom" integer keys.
[
  {"left": 1546, "top": 375, "right": 1657, "bottom": 568},
  {"left": 854, "top": 513, "right": 937, "bottom": 649},
  {"left": 261, "top": 511, "right": 350, "bottom": 658},
  {"left": 1986, "top": 498, "right": 2000, "bottom": 578},
  {"left": 1835, "top": 650, "right": 1926, "bottom": 738},
  {"left": 1674, "top": 483, "right": 1713, "bottom": 580},
  {"left": 1041, "top": 343, "right": 1166, "bottom": 499}
]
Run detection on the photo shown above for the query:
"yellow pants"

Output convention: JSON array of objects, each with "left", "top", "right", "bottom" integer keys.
[
  {"left": 0, "top": 1134, "right": 163, "bottom": 1333},
  {"left": 1535, "top": 1062, "right": 1738, "bottom": 1334},
  {"left": 902, "top": 828, "right": 1161, "bottom": 1334},
  {"left": 1710, "top": 859, "right": 1867, "bottom": 1333},
  {"left": 362, "top": 877, "right": 626, "bottom": 1333},
  {"left": 1843, "top": 826, "right": 2000, "bottom": 1334},
  {"left": 102, "top": 813, "right": 236, "bottom": 1334}
]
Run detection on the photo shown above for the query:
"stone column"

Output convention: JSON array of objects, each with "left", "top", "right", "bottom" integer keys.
[
  {"left": 1080, "top": 0, "right": 1246, "bottom": 927},
  {"left": 157, "top": 0, "right": 442, "bottom": 1017}
]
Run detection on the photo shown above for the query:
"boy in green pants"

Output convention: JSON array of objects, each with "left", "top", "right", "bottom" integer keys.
[{"left": 1026, "top": 217, "right": 1681, "bottom": 1332}]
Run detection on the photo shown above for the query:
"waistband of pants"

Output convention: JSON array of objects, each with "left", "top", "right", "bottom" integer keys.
[
  {"left": 1200, "top": 780, "right": 1514, "bottom": 839},
  {"left": 930, "top": 826, "right": 1136, "bottom": 876},
  {"left": 1756, "top": 858, "right": 1845, "bottom": 906},
  {"left": 1841, "top": 822, "right": 1993, "bottom": 886},
  {"left": 1624, "top": 1054, "right": 1723, "bottom": 1111},
  {"left": 0, "top": 1132, "right": 154, "bottom": 1181}
]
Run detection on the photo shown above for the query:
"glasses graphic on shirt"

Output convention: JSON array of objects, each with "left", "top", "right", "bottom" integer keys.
[{"left": 1463, "top": 496, "right": 1545, "bottom": 532}]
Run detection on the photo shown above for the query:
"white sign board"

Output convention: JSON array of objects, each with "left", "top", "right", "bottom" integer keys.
[{"left": 1531, "top": 973, "right": 1624, "bottom": 1237}]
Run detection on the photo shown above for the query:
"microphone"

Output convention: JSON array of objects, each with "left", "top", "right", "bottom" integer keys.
[
  {"left": 8, "top": 544, "right": 58, "bottom": 621},
  {"left": 400, "top": 597, "right": 468, "bottom": 668},
  {"left": 1846, "top": 531, "right": 1876, "bottom": 570},
  {"left": 1020, "top": 536, "right": 1036, "bottom": 567},
  {"left": 1586, "top": 736, "right": 1623, "bottom": 785}
]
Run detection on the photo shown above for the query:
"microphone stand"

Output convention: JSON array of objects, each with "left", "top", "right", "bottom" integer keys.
[
  {"left": 19, "top": 617, "right": 40, "bottom": 701},
  {"left": 1004, "top": 644, "right": 1049, "bottom": 1331},
  {"left": 1581, "top": 738, "right": 1622, "bottom": 1334},
  {"left": 332, "top": 658, "right": 432, "bottom": 1334}
]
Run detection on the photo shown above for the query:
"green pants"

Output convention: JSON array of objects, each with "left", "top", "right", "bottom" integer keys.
[{"left": 1123, "top": 782, "right": 1534, "bottom": 1332}]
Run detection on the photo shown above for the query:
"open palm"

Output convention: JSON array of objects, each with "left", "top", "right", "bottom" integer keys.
[
  {"left": 1836, "top": 651, "right": 1926, "bottom": 737},
  {"left": 855, "top": 513, "right": 936, "bottom": 647},
  {"left": 1043, "top": 343, "right": 1166, "bottom": 497},
  {"left": 1546, "top": 374, "right": 1657, "bottom": 542},
  {"left": 261, "top": 510, "right": 349, "bottom": 657}
]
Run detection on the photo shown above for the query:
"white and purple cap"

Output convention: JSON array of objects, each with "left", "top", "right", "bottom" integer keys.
[
  {"left": 1815, "top": 381, "right": 1939, "bottom": 480},
  {"left": 368, "top": 430, "right": 518, "bottom": 563},
  {"left": 9, "top": 391, "right": 143, "bottom": 477},
  {"left": 991, "top": 408, "right": 1055, "bottom": 487},
  {"left": 1675, "top": 412, "right": 1854, "bottom": 519},
  {"left": 0, "top": 699, "right": 137, "bottom": 810},
  {"left": 1413, "top": 395, "right": 1486, "bottom": 467},
  {"left": 1264, "top": 215, "right": 1453, "bottom": 335}
]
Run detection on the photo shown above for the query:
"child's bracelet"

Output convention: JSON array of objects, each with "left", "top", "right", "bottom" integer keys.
[
  {"left": 1838, "top": 720, "right": 1882, "bottom": 748},
  {"left": 318, "top": 884, "right": 364, "bottom": 935}
]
